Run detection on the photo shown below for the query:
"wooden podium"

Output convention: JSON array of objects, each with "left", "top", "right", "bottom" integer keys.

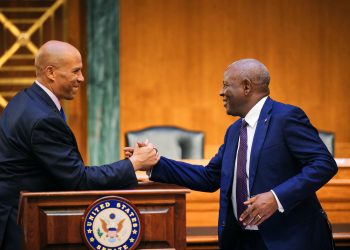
[{"left": 18, "top": 182, "right": 189, "bottom": 250}]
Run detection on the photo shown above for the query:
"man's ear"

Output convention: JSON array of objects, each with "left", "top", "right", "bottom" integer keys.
[
  {"left": 242, "top": 78, "right": 252, "bottom": 95},
  {"left": 44, "top": 65, "right": 55, "bottom": 81}
]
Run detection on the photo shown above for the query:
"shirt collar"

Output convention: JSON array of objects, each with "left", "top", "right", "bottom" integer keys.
[
  {"left": 244, "top": 96, "right": 268, "bottom": 128},
  {"left": 35, "top": 80, "right": 61, "bottom": 111}
]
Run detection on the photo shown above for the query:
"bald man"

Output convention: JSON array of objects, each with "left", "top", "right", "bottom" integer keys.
[
  {"left": 0, "top": 41, "right": 158, "bottom": 249},
  {"left": 137, "top": 59, "right": 338, "bottom": 249}
]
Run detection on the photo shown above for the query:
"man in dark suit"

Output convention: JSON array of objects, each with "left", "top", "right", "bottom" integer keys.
[
  {"left": 0, "top": 40, "right": 158, "bottom": 250},
  {"left": 127, "top": 59, "right": 337, "bottom": 249}
]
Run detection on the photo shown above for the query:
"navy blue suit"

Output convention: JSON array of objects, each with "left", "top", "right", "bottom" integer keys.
[
  {"left": 0, "top": 83, "right": 137, "bottom": 249},
  {"left": 151, "top": 97, "right": 337, "bottom": 250}
]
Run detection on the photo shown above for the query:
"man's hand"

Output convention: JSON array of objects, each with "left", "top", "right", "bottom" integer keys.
[
  {"left": 124, "top": 141, "right": 148, "bottom": 159},
  {"left": 124, "top": 147, "right": 134, "bottom": 159},
  {"left": 128, "top": 140, "right": 160, "bottom": 171},
  {"left": 239, "top": 191, "right": 278, "bottom": 226}
]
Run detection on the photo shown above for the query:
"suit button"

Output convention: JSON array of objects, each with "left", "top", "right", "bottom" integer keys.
[{"left": 222, "top": 221, "right": 225, "bottom": 227}]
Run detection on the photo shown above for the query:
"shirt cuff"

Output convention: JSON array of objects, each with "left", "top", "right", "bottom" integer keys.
[
  {"left": 146, "top": 168, "right": 153, "bottom": 178},
  {"left": 271, "top": 189, "right": 284, "bottom": 213}
]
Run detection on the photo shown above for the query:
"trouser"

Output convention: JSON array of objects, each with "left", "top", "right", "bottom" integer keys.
[
  {"left": 239, "top": 230, "right": 268, "bottom": 250},
  {"left": 0, "top": 205, "right": 23, "bottom": 250}
]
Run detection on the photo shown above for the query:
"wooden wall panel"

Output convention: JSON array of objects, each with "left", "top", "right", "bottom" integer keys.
[
  {"left": 0, "top": 0, "right": 65, "bottom": 112},
  {"left": 65, "top": 0, "right": 87, "bottom": 163},
  {"left": 119, "top": 0, "right": 350, "bottom": 158}
]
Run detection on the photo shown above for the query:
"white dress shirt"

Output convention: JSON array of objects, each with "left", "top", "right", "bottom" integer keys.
[{"left": 35, "top": 80, "right": 61, "bottom": 111}]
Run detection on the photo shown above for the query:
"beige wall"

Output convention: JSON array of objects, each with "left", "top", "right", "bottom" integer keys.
[{"left": 120, "top": 0, "right": 350, "bottom": 158}]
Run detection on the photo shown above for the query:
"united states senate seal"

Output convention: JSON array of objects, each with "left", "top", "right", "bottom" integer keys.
[{"left": 81, "top": 196, "right": 142, "bottom": 250}]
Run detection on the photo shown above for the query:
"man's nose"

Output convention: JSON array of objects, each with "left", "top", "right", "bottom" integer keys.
[
  {"left": 219, "top": 88, "right": 224, "bottom": 96},
  {"left": 78, "top": 72, "right": 84, "bottom": 82}
]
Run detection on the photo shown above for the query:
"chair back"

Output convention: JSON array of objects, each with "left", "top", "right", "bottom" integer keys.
[
  {"left": 319, "top": 131, "right": 335, "bottom": 156},
  {"left": 125, "top": 126, "right": 204, "bottom": 159}
]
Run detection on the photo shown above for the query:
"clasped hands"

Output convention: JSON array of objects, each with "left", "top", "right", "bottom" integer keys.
[
  {"left": 125, "top": 139, "right": 160, "bottom": 171},
  {"left": 125, "top": 142, "right": 278, "bottom": 226},
  {"left": 239, "top": 191, "right": 278, "bottom": 227}
]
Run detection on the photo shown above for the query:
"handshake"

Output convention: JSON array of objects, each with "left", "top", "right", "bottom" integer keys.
[{"left": 124, "top": 139, "right": 160, "bottom": 171}]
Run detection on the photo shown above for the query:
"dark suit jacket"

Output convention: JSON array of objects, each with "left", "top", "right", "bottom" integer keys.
[
  {"left": 151, "top": 97, "right": 337, "bottom": 250},
  {"left": 0, "top": 83, "right": 137, "bottom": 249}
]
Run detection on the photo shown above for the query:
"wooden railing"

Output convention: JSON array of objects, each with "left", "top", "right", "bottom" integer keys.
[{"left": 182, "top": 158, "right": 350, "bottom": 249}]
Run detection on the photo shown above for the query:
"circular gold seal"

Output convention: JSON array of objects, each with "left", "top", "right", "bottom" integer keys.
[{"left": 81, "top": 196, "right": 142, "bottom": 250}]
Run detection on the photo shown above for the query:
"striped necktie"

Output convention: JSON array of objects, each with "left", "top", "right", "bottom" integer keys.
[{"left": 236, "top": 119, "right": 248, "bottom": 228}]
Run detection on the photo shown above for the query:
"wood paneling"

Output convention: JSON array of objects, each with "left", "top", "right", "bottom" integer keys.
[
  {"left": 184, "top": 159, "right": 350, "bottom": 227},
  {"left": 119, "top": 0, "right": 350, "bottom": 158},
  {"left": 0, "top": 0, "right": 65, "bottom": 111},
  {"left": 183, "top": 159, "right": 350, "bottom": 248},
  {"left": 65, "top": 0, "right": 87, "bottom": 163}
]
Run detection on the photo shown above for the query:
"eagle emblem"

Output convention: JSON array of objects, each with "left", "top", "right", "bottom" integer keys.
[
  {"left": 82, "top": 196, "right": 142, "bottom": 250},
  {"left": 99, "top": 213, "right": 125, "bottom": 243}
]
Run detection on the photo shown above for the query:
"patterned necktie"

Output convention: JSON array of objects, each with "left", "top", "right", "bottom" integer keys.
[
  {"left": 60, "top": 108, "right": 66, "bottom": 122},
  {"left": 236, "top": 119, "right": 248, "bottom": 227}
]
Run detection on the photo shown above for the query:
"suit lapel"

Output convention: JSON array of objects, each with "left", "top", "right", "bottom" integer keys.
[
  {"left": 224, "top": 120, "right": 241, "bottom": 197},
  {"left": 249, "top": 97, "right": 273, "bottom": 191},
  {"left": 29, "top": 83, "right": 81, "bottom": 153},
  {"left": 30, "top": 83, "right": 61, "bottom": 117}
]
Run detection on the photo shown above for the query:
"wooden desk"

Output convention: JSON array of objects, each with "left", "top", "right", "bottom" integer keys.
[
  {"left": 181, "top": 158, "right": 350, "bottom": 248},
  {"left": 334, "top": 158, "right": 350, "bottom": 179},
  {"left": 183, "top": 158, "right": 350, "bottom": 225},
  {"left": 186, "top": 224, "right": 350, "bottom": 249}
]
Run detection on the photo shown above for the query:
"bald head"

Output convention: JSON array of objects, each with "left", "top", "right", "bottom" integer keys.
[
  {"left": 35, "top": 40, "right": 81, "bottom": 78},
  {"left": 34, "top": 40, "right": 84, "bottom": 101},
  {"left": 220, "top": 59, "right": 270, "bottom": 117},
  {"left": 226, "top": 59, "right": 270, "bottom": 91}
]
